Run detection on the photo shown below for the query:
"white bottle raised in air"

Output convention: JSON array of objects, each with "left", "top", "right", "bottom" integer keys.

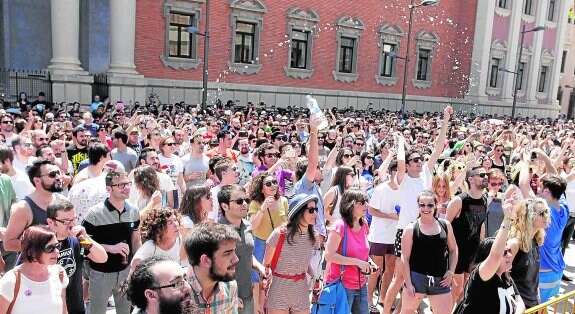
[{"left": 305, "top": 95, "right": 328, "bottom": 130}]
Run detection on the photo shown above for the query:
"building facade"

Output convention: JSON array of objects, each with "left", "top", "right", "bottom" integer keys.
[
  {"left": 558, "top": 17, "right": 575, "bottom": 117},
  {"left": 466, "top": 0, "right": 570, "bottom": 117},
  {"left": 0, "top": 0, "right": 570, "bottom": 117}
]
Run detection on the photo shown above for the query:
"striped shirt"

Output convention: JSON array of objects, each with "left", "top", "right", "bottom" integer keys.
[
  {"left": 188, "top": 265, "right": 239, "bottom": 314},
  {"left": 82, "top": 199, "right": 140, "bottom": 272}
]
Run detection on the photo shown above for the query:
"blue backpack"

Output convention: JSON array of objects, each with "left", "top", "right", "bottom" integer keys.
[{"left": 311, "top": 226, "right": 350, "bottom": 314}]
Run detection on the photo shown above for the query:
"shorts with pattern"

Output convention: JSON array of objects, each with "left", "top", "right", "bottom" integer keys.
[
  {"left": 266, "top": 276, "right": 310, "bottom": 312},
  {"left": 394, "top": 229, "right": 404, "bottom": 257}
]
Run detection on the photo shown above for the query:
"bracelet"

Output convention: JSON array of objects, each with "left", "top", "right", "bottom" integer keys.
[
  {"left": 501, "top": 224, "right": 511, "bottom": 230},
  {"left": 310, "top": 131, "right": 317, "bottom": 135},
  {"left": 447, "top": 270, "right": 454, "bottom": 276}
]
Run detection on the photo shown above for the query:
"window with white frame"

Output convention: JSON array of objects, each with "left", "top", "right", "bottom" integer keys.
[
  {"left": 538, "top": 66, "right": 549, "bottom": 93},
  {"left": 228, "top": 0, "right": 267, "bottom": 75},
  {"left": 561, "top": 50, "right": 567, "bottom": 73},
  {"left": 333, "top": 16, "right": 365, "bottom": 83},
  {"left": 161, "top": 1, "right": 203, "bottom": 70},
  {"left": 487, "top": 40, "right": 507, "bottom": 96},
  {"left": 413, "top": 31, "right": 438, "bottom": 89},
  {"left": 284, "top": 7, "right": 319, "bottom": 79},
  {"left": 376, "top": 23, "right": 404, "bottom": 86},
  {"left": 517, "top": 62, "right": 526, "bottom": 91},
  {"left": 523, "top": 0, "right": 533, "bottom": 15},
  {"left": 489, "top": 58, "right": 501, "bottom": 88},
  {"left": 498, "top": 0, "right": 508, "bottom": 9},
  {"left": 548, "top": 0, "right": 556, "bottom": 21}
]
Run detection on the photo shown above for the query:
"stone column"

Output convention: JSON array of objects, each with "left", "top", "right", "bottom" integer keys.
[
  {"left": 108, "top": 0, "right": 139, "bottom": 75},
  {"left": 47, "top": 0, "right": 84, "bottom": 72},
  {"left": 503, "top": 0, "right": 524, "bottom": 101},
  {"left": 550, "top": 0, "right": 571, "bottom": 112},
  {"left": 526, "top": 0, "right": 548, "bottom": 102}
]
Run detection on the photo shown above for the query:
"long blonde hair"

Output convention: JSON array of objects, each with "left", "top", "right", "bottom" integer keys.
[
  {"left": 509, "top": 198, "right": 547, "bottom": 252},
  {"left": 431, "top": 173, "right": 452, "bottom": 202}
]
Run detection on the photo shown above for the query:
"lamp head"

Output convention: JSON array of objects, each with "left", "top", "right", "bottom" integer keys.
[
  {"left": 387, "top": 51, "right": 398, "bottom": 58},
  {"left": 498, "top": 66, "right": 509, "bottom": 72},
  {"left": 532, "top": 26, "right": 545, "bottom": 32},
  {"left": 420, "top": 0, "right": 437, "bottom": 6},
  {"left": 186, "top": 26, "right": 200, "bottom": 34}
]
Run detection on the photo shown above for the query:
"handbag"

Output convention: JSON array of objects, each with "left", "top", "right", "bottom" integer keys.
[{"left": 311, "top": 225, "right": 350, "bottom": 314}]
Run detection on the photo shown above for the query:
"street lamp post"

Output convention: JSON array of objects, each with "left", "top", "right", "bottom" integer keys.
[
  {"left": 387, "top": 0, "right": 436, "bottom": 113},
  {"left": 186, "top": 0, "right": 210, "bottom": 112},
  {"left": 509, "top": 24, "right": 545, "bottom": 119}
]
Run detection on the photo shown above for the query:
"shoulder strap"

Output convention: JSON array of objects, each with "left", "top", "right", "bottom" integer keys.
[
  {"left": 437, "top": 218, "right": 448, "bottom": 236},
  {"left": 269, "top": 227, "right": 286, "bottom": 272},
  {"left": 340, "top": 223, "right": 347, "bottom": 272},
  {"left": 7, "top": 270, "right": 21, "bottom": 314},
  {"left": 59, "top": 269, "right": 65, "bottom": 283}
]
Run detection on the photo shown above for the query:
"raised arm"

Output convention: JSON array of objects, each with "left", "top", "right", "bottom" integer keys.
[{"left": 427, "top": 106, "right": 452, "bottom": 172}]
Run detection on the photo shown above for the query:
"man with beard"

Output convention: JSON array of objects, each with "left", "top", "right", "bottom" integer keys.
[
  {"left": 4, "top": 159, "right": 65, "bottom": 255},
  {"left": 82, "top": 169, "right": 141, "bottom": 314},
  {"left": 172, "top": 128, "right": 188, "bottom": 157},
  {"left": 10, "top": 136, "right": 36, "bottom": 172},
  {"left": 218, "top": 184, "right": 266, "bottom": 314},
  {"left": 185, "top": 223, "right": 240, "bottom": 312},
  {"left": 125, "top": 256, "right": 200, "bottom": 314},
  {"left": 206, "top": 130, "right": 238, "bottom": 163},
  {"left": 182, "top": 134, "right": 210, "bottom": 188},
  {"left": 67, "top": 126, "right": 89, "bottom": 175},
  {"left": 206, "top": 158, "right": 240, "bottom": 222},
  {"left": 0, "top": 114, "right": 17, "bottom": 147},
  {"left": 237, "top": 138, "right": 254, "bottom": 186},
  {"left": 446, "top": 165, "right": 488, "bottom": 304},
  {"left": 111, "top": 128, "right": 138, "bottom": 174},
  {"left": 135, "top": 147, "right": 175, "bottom": 208}
]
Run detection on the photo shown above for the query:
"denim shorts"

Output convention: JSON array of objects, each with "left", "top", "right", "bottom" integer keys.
[
  {"left": 252, "top": 237, "right": 266, "bottom": 283},
  {"left": 409, "top": 271, "right": 451, "bottom": 295}
]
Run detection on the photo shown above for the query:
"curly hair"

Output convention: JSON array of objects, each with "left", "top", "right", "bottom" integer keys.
[
  {"left": 179, "top": 185, "right": 210, "bottom": 224},
  {"left": 339, "top": 189, "right": 368, "bottom": 228},
  {"left": 140, "top": 207, "right": 182, "bottom": 244},
  {"left": 133, "top": 165, "right": 160, "bottom": 199},
  {"left": 248, "top": 171, "right": 281, "bottom": 203},
  {"left": 509, "top": 198, "right": 547, "bottom": 252}
]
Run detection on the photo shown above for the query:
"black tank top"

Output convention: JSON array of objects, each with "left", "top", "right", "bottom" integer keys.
[
  {"left": 451, "top": 193, "right": 487, "bottom": 253},
  {"left": 510, "top": 240, "right": 540, "bottom": 307},
  {"left": 24, "top": 196, "right": 48, "bottom": 227},
  {"left": 409, "top": 219, "right": 449, "bottom": 277},
  {"left": 491, "top": 157, "right": 505, "bottom": 172}
]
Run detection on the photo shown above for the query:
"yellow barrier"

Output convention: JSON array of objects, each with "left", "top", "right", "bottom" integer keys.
[{"left": 526, "top": 290, "right": 575, "bottom": 314}]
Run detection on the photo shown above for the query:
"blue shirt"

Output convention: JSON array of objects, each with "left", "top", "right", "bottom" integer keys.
[
  {"left": 540, "top": 200, "right": 569, "bottom": 272},
  {"left": 295, "top": 177, "right": 326, "bottom": 237}
]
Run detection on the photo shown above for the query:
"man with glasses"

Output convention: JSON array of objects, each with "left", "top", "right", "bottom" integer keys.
[
  {"left": 4, "top": 159, "right": 65, "bottom": 257},
  {"left": 353, "top": 137, "right": 365, "bottom": 156},
  {"left": 82, "top": 169, "right": 141, "bottom": 314},
  {"left": 218, "top": 184, "right": 266, "bottom": 314},
  {"left": 31, "top": 130, "right": 49, "bottom": 150},
  {"left": 182, "top": 134, "right": 209, "bottom": 188},
  {"left": 271, "top": 131, "right": 286, "bottom": 150},
  {"left": 67, "top": 126, "right": 89, "bottom": 175},
  {"left": 10, "top": 135, "right": 36, "bottom": 172},
  {"left": 445, "top": 165, "right": 488, "bottom": 304},
  {"left": 203, "top": 118, "right": 219, "bottom": 140},
  {"left": 0, "top": 114, "right": 16, "bottom": 147},
  {"left": 70, "top": 111, "right": 82, "bottom": 128},
  {"left": 0, "top": 145, "right": 34, "bottom": 200},
  {"left": 207, "top": 158, "right": 239, "bottom": 222},
  {"left": 124, "top": 256, "right": 198, "bottom": 314},
  {"left": 47, "top": 199, "right": 107, "bottom": 314}
]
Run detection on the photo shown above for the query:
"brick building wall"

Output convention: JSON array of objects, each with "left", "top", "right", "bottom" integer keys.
[{"left": 134, "top": 0, "right": 477, "bottom": 109}]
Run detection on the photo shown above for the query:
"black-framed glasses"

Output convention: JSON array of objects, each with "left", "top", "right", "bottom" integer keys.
[
  {"left": 408, "top": 157, "right": 423, "bottom": 163},
  {"left": 53, "top": 217, "right": 77, "bottom": 225},
  {"left": 150, "top": 278, "right": 188, "bottom": 290},
  {"left": 37, "top": 137, "right": 48, "bottom": 141},
  {"left": 366, "top": 156, "right": 374, "bottom": 160},
  {"left": 307, "top": 207, "right": 319, "bottom": 214},
  {"left": 489, "top": 182, "right": 503, "bottom": 187},
  {"left": 43, "top": 242, "right": 61, "bottom": 254},
  {"left": 418, "top": 203, "right": 434, "bottom": 209},
  {"left": 229, "top": 198, "right": 251, "bottom": 205},
  {"left": 1, "top": 120, "right": 13, "bottom": 124},
  {"left": 536, "top": 210, "right": 548, "bottom": 218},
  {"left": 110, "top": 182, "right": 132, "bottom": 189},
  {"left": 40, "top": 170, "right": 61, "bottom": 179},
  {"left": 164, "top": 143, "right": 175, "bottom": 147},
  {"left": 342, "top": 154, "right": 352, "bottom": 158},
  {"left": 474, "top": 173, "right": 487, "bottom": 178},
  {"left": 264, "top": 153, "right": 280, "bottom": 158},
  {"left": 355, "top": 142, "right": 365, "bottom": 146},
  {"left": 264, "top": 179, "right": 278, "bottom": 187}
]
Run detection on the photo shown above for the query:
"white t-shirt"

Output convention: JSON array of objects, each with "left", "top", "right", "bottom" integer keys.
[
  {"left": 368, "top": 182, "right": 399, "bottom": 244},
  {"left": 0, "top": 265, "right": 69, "bottom": 314},
  {"left": 396, "top": 163, "right": 432, "bottom": 230},
  {"left": 10, "top": 169, "right": 34, "bottom": 200},
  {"left": 12, "top": 157, "right": 34, "bottom": 173},
  {"left": 158, "top": 154, "right": 183, "bottom": 191},
  {"left": 562, "top": 171, "right": 575, "bottom": 214},
  {"left": 133, "top": 239, "right": 181, "bottom": 265},
  {"left": 207, "top": 185, "right": 222, "bottom": 221}
]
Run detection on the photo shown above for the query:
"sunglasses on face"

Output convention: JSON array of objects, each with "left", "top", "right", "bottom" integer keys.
[
  {"left": 342, "top": 154, "right": 353, "bottom": 158},
  {"left": 164, "top": 143, "right": 175, "bottom": 147},
  {"left": 40, "top": 170, "right": 61, "bottom": 179},
  {"left": 356, "top": 200, "right": 367, "bottom": 206},
  {"left": 536, "top": 210, "right": 548, "bottom": 218},
  {"left": 474, "top": 173, "right": 487, "bottom": 178},
  {"left": 264, "top": 153, "right": 280, "bottom": 158},
  {"left": 307, "top": 206, "right": 319, "bottom": 214},
  {"left": 489, "top": 182, "right": 503, "bottom": 187},
  {"left": 229, "top": 198, "right": 251, "bottom": 205},
  {"left": 418, "top": 203, "right": 435, "bottom": 209},
  {"left": 355, "top": 142, "right": 364, "bottom": 146},
  {"left": 110, "top": 182, "right": 132, "bottom": 189},
  {"left": 408, "top": 157, "right": 423, "bottom": 163},
  {"left": 43, "top": 242, "right": 61, "bottom": 254},
  {"left": 1, "top": 120, "right": 13, "bottom": 124},
  {"left": 503, "top": 248, "right": 512, "bottom": 257},
  {"left": 264, "top": 179, "right": 278, "bottom": 187},
  {"left": 366, "top": 156, "right": 374, "bottom": 160}
]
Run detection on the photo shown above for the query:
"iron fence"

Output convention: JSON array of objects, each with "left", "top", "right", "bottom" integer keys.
[
  {"left": 91, "top": 73, "right": 109, "bottom": 100},
  {"left": 0, "top": 69, "right": 52, "bottom": 106}
]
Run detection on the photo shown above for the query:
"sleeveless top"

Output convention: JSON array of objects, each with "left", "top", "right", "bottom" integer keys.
[
  {"left": 484, "top": 198, "right": 504, "bottom": 238},
  {"left": 451, "top": 193, "right": 487, "bottom": 254},
  {"left": 490, "top": 157, "right": 505, "bottom": 172},
  {"left": 511, "top": 239, "right": 540, "bottom": 308},
  {"left": 24, "top": 195, "right": 65, "bottom": 227},
  {"left": 409, "top": 219, "right": 449, "bottom": 277}
]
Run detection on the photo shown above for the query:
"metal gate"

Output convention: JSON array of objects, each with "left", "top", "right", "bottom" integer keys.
[
  {"left": 91, "top": 73, "right": 110, "bottom": 100},
  {"left": 0, "top": 69, "right": 53, "bottom": 106}
]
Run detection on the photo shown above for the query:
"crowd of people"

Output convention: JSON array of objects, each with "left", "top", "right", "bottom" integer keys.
[{"left": 0, "top": 93, "right": 573, "bottom": 314}]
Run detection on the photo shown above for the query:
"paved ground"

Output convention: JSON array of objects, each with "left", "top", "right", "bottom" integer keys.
[{"left": 104, "top": 240, "right": 575, "bottom": 314}]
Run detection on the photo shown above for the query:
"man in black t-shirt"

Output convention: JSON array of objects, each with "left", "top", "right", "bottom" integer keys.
[
  {"left": 47, "top": 199, "right": 107, "bottom": 314},
  {"left": 67, "top": 126, "right": 89, "bottom": 175}
]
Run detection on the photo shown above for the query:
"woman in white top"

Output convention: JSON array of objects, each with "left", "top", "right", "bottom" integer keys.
[
  {"left": 130, "top": 207, "right": 184, "bottom": 274},
  {"left": 323, "top": 166, "right": 355, "bottom": 224},
  {"left": 0, "top": 225, "right": 68, "bottom": 314}
]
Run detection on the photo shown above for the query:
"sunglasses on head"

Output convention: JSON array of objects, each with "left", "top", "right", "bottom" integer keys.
[
  {"left": 418, "top": 203, "right": 434, "bottom": 209},
  {"left": 229, "top": 198, "right": 251, "bottom": 205},
  {"left": 43, "top": 242, "right": 61, "bottom": 254},
  {"left": 264, "top": 179, "right": 278, "bottom": 187}
]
